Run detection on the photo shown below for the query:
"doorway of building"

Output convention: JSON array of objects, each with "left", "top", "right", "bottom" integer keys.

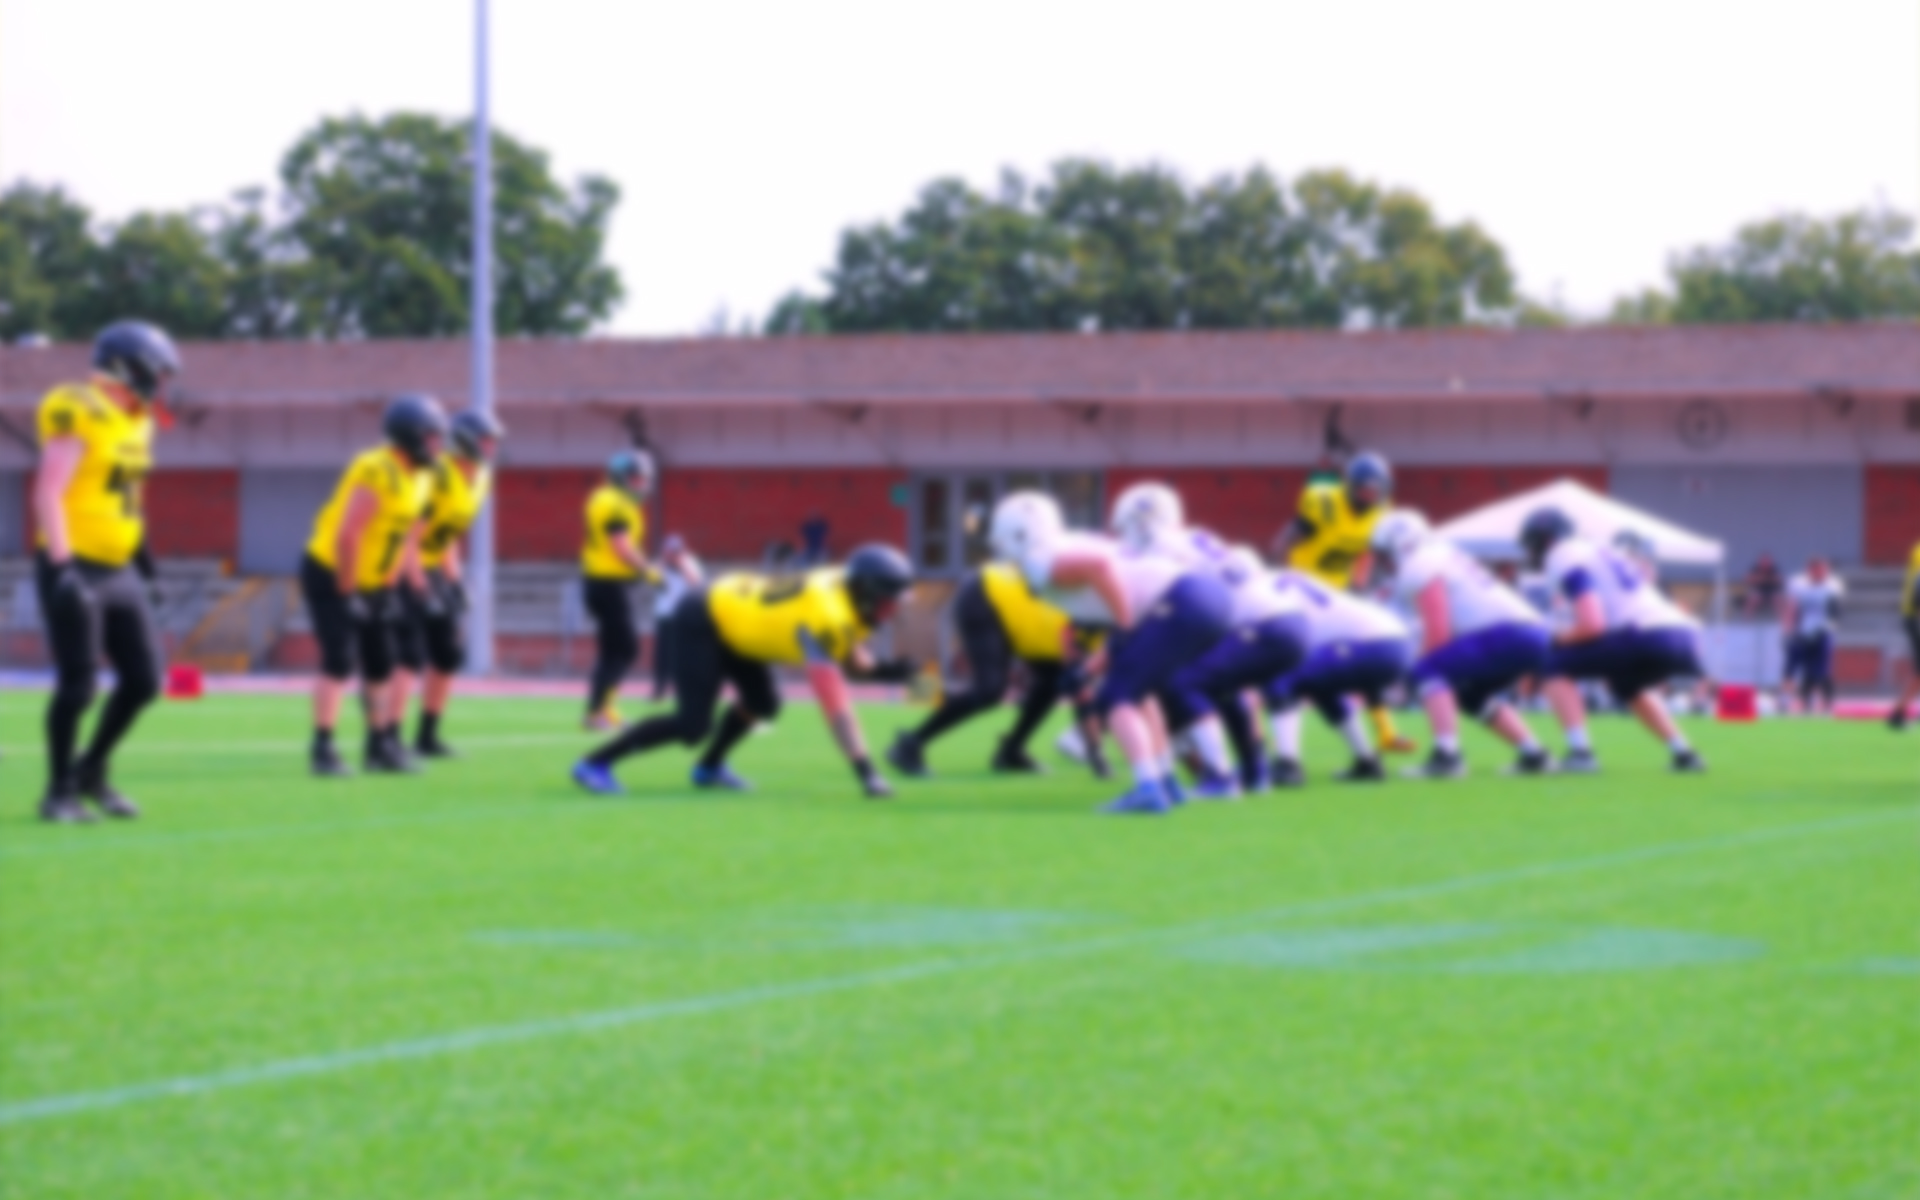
[{"left": 908, "top": 470, "right": 1103, "bottom": 578}]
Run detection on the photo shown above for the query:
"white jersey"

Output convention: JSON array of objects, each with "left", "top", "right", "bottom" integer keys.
[
  {"left": 1271, "top": 570, "right": 1410, "bottom": 650},
  {"left": 1786, "top": 573, "right": 1843, "bottom": 637},
  {"left": 1544, "top": 538, "right": 1697, "bottom": 632},
  {"left": 1148, "top": 527, "right": 1304, "bottom": 627},
  {"left": 653, "top": 570, "right": 691, "bottom": 619},
  {"left": 1015, "top": 531, "right": 1185, "bottom": 627},
  {"left": 1395, "top": 541, "right": 1544, "bottom": 637}
]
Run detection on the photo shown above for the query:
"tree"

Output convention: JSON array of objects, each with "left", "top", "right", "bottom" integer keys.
[
  {"left": 279, "top": 113, "right": 623, "bottom": 338},
  {"left": 0, "top": 183, "right": 97, "bottom": 339},
  {"left": 75, "top": 212, "right": 231, "bottom": 339},
  {"left": 773, "top": 160, "right": 1519, "bottom": 334},
  {"left": 1615, "top": 209, "right": 1920, "bottom": 324}
]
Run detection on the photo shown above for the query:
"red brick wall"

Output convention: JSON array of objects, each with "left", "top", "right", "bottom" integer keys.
[
  {"left": 1105, "top": 467, "right": 1310, "bottom": 547},
  {"left": 494, "top": 467, "right": 619, "bottom": 561},
  {"left": 1397, "top": 465, "right": 1610, "bottom": 524},
  {"left": 658, "top": 468, "right": 909, "bottom": 561},
  {"left": 1864, "top": 465, "right": 1920, "bottom": 565},
  {"left": 146, "top": 469, "right": 238, "bottom": 561}
]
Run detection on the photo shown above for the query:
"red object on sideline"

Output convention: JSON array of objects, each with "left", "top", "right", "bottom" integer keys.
[
  {"left": 1716, "top": 684, "right": 1757, "bottom": 722},
  {"left": 165, "top": 664, "right": 204, "bottom": 700}
]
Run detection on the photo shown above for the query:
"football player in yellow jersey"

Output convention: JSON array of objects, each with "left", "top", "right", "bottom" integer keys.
[
  {"left": 580, "top": 450, "right": 658, "bottom": 730},
  {"left": 1891, "top": 538, "right": 1920, "bottom": 731},
  {"left": 31, "top": 321, "right": 179, "bottom": 824},
  {"left": 884, "top": 562, "right": 1108, "bottom": 778},
  {"left": 572, "top": 545, "right": 916, "bottom": 798},
  {"left": 1270, "top": 451, "right": 1415, "bottom": 756},
  {"left": 392, "top": 411, "right": 503, "bottom": 758},
  {"left": 299, "top": 395, "right": 446, "bottom": 776}
]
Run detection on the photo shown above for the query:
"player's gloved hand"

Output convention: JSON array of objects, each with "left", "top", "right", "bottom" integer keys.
[
  {"left": 444, "top": 578, "right": 468, "bottom": 616},
  {"left": 419, "top": 582, "right": 448, "bottom": 619},
  {"left": 344, "top": 592, "right": 371, "bottom": 624},
  {"left": 48, "top": 560, "right": 90, "bottom": 608},
  {"left": 853, "top": 756, "right": 894, "bottom": 800}
]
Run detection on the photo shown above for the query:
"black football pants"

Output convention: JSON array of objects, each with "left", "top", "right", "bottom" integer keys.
[
  {"left": 910, "top": 575, "right": 1072, "bottom": 755},
  {"left": 583, "top": 578, "right": 638, "bottom": 714},
  {"left": 36, "top": 553, "right": 164, "bottom": 794}
]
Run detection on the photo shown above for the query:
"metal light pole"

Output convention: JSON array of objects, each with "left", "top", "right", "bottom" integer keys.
[{"left": 466, "top": 0, "right": 498, "bottom": 674}]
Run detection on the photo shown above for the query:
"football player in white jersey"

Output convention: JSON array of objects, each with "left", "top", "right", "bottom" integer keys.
[
  {"left": 994, "top": 489, "right": 1233, "bottom": 815},
  {"left": 1520, "top": 507, "right": 1705, "bottom": 773},
  {"left": 1781, "top": 557, "right": 1843, "bottom": 715},
  {"left": 1371, "top": 510, "right": 1551, "bottom": 778},
  {"left": 1112, "top": 482, "right": 1304, "bottom": 797},
  {"left": 1261, "top": 571, "right": 1414, "bottom": 785}
]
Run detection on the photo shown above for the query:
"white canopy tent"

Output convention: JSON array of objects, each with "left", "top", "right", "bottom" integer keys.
[{"left": 1432, "top": 478, "right": 1725, "bottom": 568}]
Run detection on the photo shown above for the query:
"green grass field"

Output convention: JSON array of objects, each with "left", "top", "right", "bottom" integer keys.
[{"left": 1, "top": 691, "right": 1915, "bottom": 1198}]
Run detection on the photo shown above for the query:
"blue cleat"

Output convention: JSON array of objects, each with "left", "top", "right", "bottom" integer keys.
[
  {"left": 691, "top": 764, "right": 752, "bottom": 791},
  {"left": 1101, "top": 781, "right": 1173, "bottom": 815},
  {"left": 1189, "top": 770, "right": 1241, "bottom": 801},
  {"left": 1162, "top": 775, "right": 1188, "bottom": 807},
  {"left": 571, "top": 760, "right": 623, "bottom": 796}
]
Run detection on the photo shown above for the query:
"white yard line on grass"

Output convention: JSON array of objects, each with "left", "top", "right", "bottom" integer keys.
[{"left": 0, "top": 807, "right": 1908, "bottom": 1128}]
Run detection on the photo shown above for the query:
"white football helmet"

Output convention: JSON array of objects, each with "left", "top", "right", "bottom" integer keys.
[
  {"left": 1223, "top": 544, "right": 1266, "bottom": 583},
  {"left": 1110, "top": 482, "right": 1185, "bottom": 551},
  {"left": 1369, "top": 508, "right": 1431, "bottom": 577},
  {"left": 990, "top": 490, "right": 1065, "bottom": 563}
]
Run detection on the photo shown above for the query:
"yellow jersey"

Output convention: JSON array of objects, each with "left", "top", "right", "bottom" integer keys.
[
  {"left": 1286, "top": 481, "right": 1384, "bottom": 587},
  {"left": 418, "top": 456, "right": 492, "bottom": 571},
  {"left": 36, "top": 381, "right": 154, "bottom": 568},
  {"left": 581, "top": 484, "right": 645, "bottom": 581},
  {"left": 1904, "top": 541, "right": 1920, "bottom": 619},
  {"left": 980, "top": 564, "right": 1071, "bottom": 662},
  {"left": 708, "top": 568, "right": 870, "bottom": 666},
  {"left": 305, "top": 446, "right": 433, "bottom": 591}
]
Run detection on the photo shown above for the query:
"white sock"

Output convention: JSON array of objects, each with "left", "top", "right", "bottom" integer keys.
[
  {"left": 1565, "top": 725, "right": 1592, "bottom": 753},
  {"left": 1435, "top": 733, "right": 1460, "bottom": 755},
  {"left": 1667, "top": 735, "right": 1692, "bottom": 754},
  {"left": 1271, "top": 708, "right": 1303, "bottom": 760},
  {"left": 1129, "top": 747, "right": 1161, "bottom": 788},
  {"left": 1157, "top": 749, "right": 1178, "bottom": 780},
  {"left": 1189, "top": 719, "right": 1232, "bottom": 777},
  {"left": 1341, "top": 708, "right": 1375, "bottom": 759}
]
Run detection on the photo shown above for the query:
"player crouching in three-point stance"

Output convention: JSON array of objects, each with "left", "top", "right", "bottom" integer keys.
[
  {"left": 33, "top": 321, "right": 180, "bottom": 823},
  {"left": 887, "top": 561, "right": 1107, "bottom": 779},
  {"left": 573, "top": 545, "right": 917, "bottom": 798},
  {"left": 301, "top": 395, "right": 447, "bottom": 777},
  {"left": 1520, "top": 506, "right": 1705, "bottom": 774},
  {"left": 581, "top": 450, "right": 658, "bottom": 731},
  {"left": 1370, "top": 510, "right": 1551, "bottom": 778},
  {"left": 992, "top": 490, "right": 1233, "bottom": 815},
  {"left": 392, "top": 410, "right": 503, "bottom": 758}
]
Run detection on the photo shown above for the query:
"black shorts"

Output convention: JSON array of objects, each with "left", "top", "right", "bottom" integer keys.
[
  {"left": 394, "top": 572, "right": 466, "bottom": 675},
  {"left": 955, "top": 575, "right": 1016, "bottom": 696},
  {"left": 1906, "top": 616, "right": 1920, "bottom": 673},
  {"left": 669, "top": 589, "right": 782, "bottom": 723},
  {"left": 37, "top": 553, "right": 165, "bottom": 699},
  {"left": 299, "top": 554, "right": 399, "bottom": 684}
]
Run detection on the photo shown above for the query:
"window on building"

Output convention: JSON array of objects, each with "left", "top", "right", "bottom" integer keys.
[{"left": 910, "top": 470, "right": 1104, "bottom": 577}]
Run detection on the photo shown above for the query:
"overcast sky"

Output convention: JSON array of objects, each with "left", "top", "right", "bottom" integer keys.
[{"left": 3, "top": 0, "right": 1915, "bottom": 335}]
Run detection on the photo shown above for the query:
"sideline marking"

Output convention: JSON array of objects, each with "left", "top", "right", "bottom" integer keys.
[{"left": 0, "top": 808, "right": 1905, "bottom": 1128}]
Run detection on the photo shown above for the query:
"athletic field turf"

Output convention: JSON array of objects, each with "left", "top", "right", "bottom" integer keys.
[{"left": 1, "top": 692, "right": 1914, "bottom": 1198}]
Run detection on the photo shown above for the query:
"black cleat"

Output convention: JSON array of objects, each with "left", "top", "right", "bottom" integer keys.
[
  {"left": 1407, "top": 749, "right": 1466, "bottom": 780},
  {"left": 1671, "top": 748, "right": 1707, "bottom": 774},
  {"left": 363, "top": 734, "right": 418, "bottom": 775},
  {"left": 1269, "top": 757, "right": 1307, "bottom": 788},
  {"left": 413, "top": 735, "right": 458, "bottom": 760},
  {"left": 1511, "top": 747, "right": 1553, "bottom": 776},
  {"left": 1337, "top": 756, "right": 1387, "bottom": 783},
  {"left": 1889, "top": 706, "right": 1908, "bottom": 732},
  {"left": 886, "top": 731, "right": 928, "bottom": 778},
  {"left": 990, "top": 739, "right": 1045, "bottom": 775},
  {"left": 311, "top": 743, "right": 352, "bottom": 778},
  {"left": 38, "top": 790, "right": 94, "bottom": 825},
  {"left": 75, "top": 761, "right": 140, "bottom": 819},
  {"left": 1556, "top": 748, "right": 1601, "bottom": 775},
  {"left": 1084, "top": 746, "right": 1112, "bottom": 780}
]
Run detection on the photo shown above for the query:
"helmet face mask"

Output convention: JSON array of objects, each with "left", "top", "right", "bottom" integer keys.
[
  {"left": 92, "top": 320, "right": 181, "bottom": 411},
  {"left": 451, "top": 411, "right": 506, "bottom": 463},
  {"left": 608, "top": 449, "right": 656, "bottom": 498},
  {"left": 1344, "top": 452, "right": 1393, "bottom": 514},
  {"left": 1369, "top": 509, "right": 1430, "bottom": 582},
  {"left": 1520, "top": 506, "right": 1574, "bottom": 570},
  {"left": 1110, "top": 482, "right": 1184, "bottom": 552}
]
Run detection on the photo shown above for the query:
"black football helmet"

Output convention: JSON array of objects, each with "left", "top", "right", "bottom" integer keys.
[
  {"left": 451, "top": 410, "right": 505, "bottom": 462},
  {"left": 845, "top": 543, "right": 914, "bottom": 626},
  {"left": 384, "top": 394, "right": 449, "bottom": 468},
  {"left": 1520, "top": 506, "right": 1575, "bottom": 569},
  {"left": 92, "top": 321, "right": 181, "bottom": 405}
]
